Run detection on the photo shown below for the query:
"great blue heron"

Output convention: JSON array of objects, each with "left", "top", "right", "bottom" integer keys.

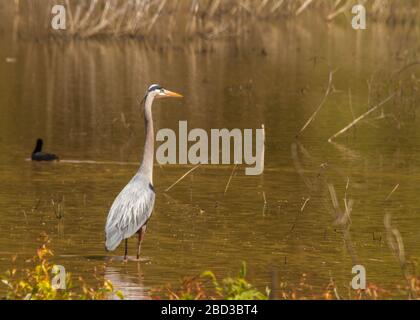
[
  {"left": 105, "top": 84, "right": 183, "bottom": 262},
  {"left": 31, "top": 138, "right": 59, "bottom": 161}
]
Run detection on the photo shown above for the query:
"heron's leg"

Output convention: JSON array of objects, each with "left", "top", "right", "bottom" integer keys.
[
  {"left": 123, "top": 239, "right": 128, "bottom": 262},
  {"left": 136, "top": 225, "right": 147, "bottom": 261}
]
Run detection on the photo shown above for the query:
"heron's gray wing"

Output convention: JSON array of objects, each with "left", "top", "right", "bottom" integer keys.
[{"left": 105, "top": 176, "right": 155, "bottom": 251}]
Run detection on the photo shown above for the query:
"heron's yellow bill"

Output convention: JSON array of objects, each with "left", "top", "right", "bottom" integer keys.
[{"left": 164, "top": 90, "right": 183, "bottom": 98}]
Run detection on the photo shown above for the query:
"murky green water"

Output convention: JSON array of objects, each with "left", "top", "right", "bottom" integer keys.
[{"left": 1, "top": 19, "right": 420, "bottom": 299}]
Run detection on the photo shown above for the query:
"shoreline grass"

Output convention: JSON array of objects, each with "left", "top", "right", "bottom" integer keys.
[{"left": 4, "top": 0, "right": 420, "bottom": 41}]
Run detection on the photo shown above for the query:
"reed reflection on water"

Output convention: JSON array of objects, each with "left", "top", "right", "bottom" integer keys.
[{"left": 1, "top": 17, "right": 420, "bottom": 299}]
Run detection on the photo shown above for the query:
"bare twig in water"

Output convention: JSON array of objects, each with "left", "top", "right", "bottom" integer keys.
[
  {"left": 348, "top": 88, "right": 356, "bottom": 130},
  {"left": 297, "top": 70, "right": 336, "bottom": 137},
  {"left": 328, "top": 181, "right": 358, "bottom": 265},
  {"left": 301, "top": 197, "right": 310, "bottom": 212},
  {"left": 328, "top": 93, "right": 396, "bottom": 143},
  {"left": 327, "top": 183, "right": 340, "bottom": 219},
  {"left": 262, "top": 192, "right": 267, "bottom": 216},
  {"left": 295, "top": 140, "right": 315, "bottom": 161},
  {"left": 165, "top": 165, "right": 201, "bottom": 192},
  {"left": 333, "top": 287, "right": 341, "bottom": 300},
  {"left": 291, "top": 142, "right": 312, "bottom": 190},
  {"left": 384, "top": 213, "right": 415, "bottom": 299},
  {"left": 51, "top": 198, "right": 65, "bottom": 219},
  {"left": 343, "top": 228, "right": 358, "bottom": 266},
  {"left": 328, "top": 181, "right": 353, "bottom": 227},
  {"left": 342, "top": 178, "right": 353, "bottom": 226},
  {"left": 22, "top": 210, "right": 28, "bottom": 225},
  {"left": 385, "top": 184, "right": 400, "bottom": 201},
  {"left": 224, "top": 164, "right": 238, "bottom": 195},
  {"left": 329, "top": 141, "right": 362, "bottom": 160},
  {"left": 384, "top": 214, "right": 406, "bottom": 268}
]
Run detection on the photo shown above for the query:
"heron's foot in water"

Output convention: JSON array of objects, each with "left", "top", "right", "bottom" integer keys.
[{"left": 123, "top": 256, "right": 128, "bottom": 263}]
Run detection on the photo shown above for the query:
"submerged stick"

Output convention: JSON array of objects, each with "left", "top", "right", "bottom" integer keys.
[
  {"left": 300, "top": 197, "right": 310, "bottom": 212},
  {"left": 384, "top": 213, "right": 406, "bottom": 269},
  {"left": 297, "top": 70, "right": 336, "bottom": 137},
  {"left": 383, "top": 213, "right": 415, "bottom": 299},
  {"left": 165, "top": 164, "right": 201, "bottom": 192},
  {"left": 224, "top": 164, "right": 238, "bottom": 195},
  {"left": 385, "top": 184, "right": 400, "bottom": 201},
  {"left": 328, "top": 93, "right": 395, "bottom": 143},
  {"left": 291, "top": 142, "right": 312, "bottom": 190}
]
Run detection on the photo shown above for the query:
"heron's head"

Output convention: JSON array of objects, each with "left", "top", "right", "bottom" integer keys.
[{"left": 147, "top": 84, "right": 183, "bottom": 100}]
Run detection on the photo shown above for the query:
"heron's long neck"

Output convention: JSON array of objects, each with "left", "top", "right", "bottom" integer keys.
[{"left": 139, "top": 95, "right": 155, "bottom": 183}]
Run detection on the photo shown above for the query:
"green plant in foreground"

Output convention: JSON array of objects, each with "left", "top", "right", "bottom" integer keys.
[
  {"left": 203, "top": 262, "right": 270, "bottom": 300},
  {"left": 156, "top": 265, "right": 420, "bottom": 300},
  {"left": 155, "top": 262, "right": 269, "bottom": 300},
  {"left": 1, "top": 237, "right": 123, "bottom": 300}
]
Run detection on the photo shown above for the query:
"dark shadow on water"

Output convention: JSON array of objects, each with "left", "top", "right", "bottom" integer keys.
[{"left": 59, "top": 254, "right": 151, "bottom": 263}]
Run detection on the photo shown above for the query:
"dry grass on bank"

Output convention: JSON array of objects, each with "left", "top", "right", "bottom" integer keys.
[{"left": 6, "top": 0, "right": 420, "bottom": 40}]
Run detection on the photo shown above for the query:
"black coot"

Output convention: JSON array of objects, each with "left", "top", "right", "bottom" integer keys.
[{"left": 31, "top": 139, "right": 59, "bottom": 161}]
